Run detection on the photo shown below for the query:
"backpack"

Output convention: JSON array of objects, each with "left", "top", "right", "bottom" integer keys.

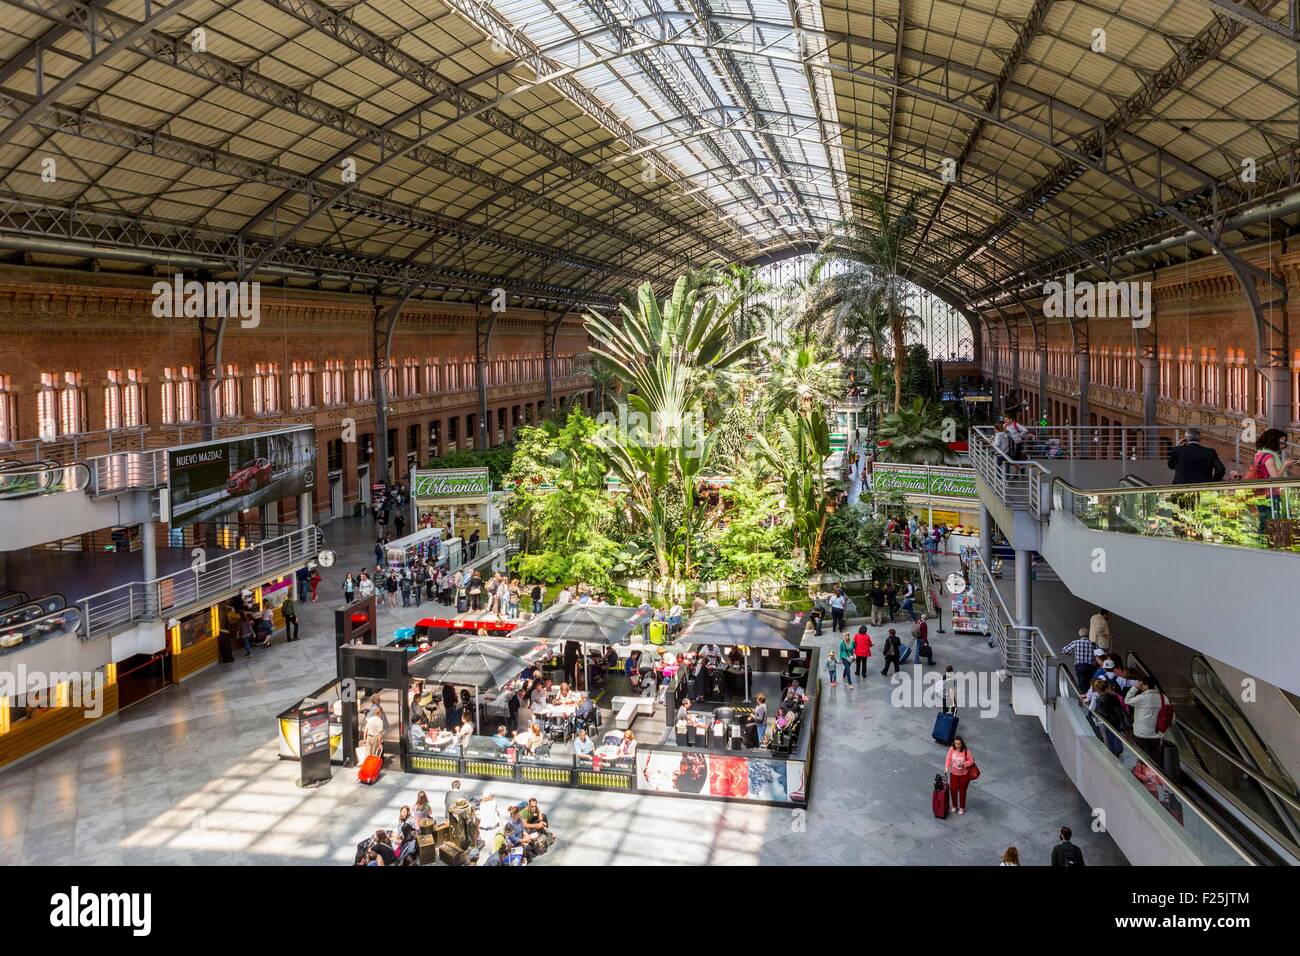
[
  {"left": 1244, "top": 450, "right": 1276, "bottom": 481},
  {"left": 1155, "top": 694, "right": 1175, "bottom": 734}
]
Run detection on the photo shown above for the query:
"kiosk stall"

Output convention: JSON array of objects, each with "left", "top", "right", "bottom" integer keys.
[{"left": 410, "top": 467, "right": 493, "bottom": 542}]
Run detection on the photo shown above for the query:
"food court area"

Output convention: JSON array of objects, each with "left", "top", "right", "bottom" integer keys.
[{"left": 283, "top": 600, "right": 819, "bottom": 807}]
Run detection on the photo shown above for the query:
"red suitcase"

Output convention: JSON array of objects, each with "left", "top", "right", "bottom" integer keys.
[
  {"left": 358, "top": 754, "right": 382, "bottom": 785},
  {"left": 932, "top": 774, "right": 949, "bottom": 819}
]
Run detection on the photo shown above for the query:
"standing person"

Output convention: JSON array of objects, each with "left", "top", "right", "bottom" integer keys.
[
  {"left": 530, "top": 582, "right": 544, "bottom": 615},
  {"left": 342, "top": 572, "right": 357, "bottom": 604},
  {"left": 838, "top": 632, "right": 855, "bottom": 689},
  {"left": 826, "top": 645, "right": 839, "bottom": 688},
  {"left": 912, "top": 615, "right": 934, "bottom": 665},
  {"left": 944, "top": 735, "right": 976, "bottom": 815},
  {"left": 385, "top": 571, "right": 399, "bottom": 609},
  {"left": 1125, "top": 678, "right": 1166, "bottom": 763},
  {"left": 1050, "top": 826, "right": 1085, "bottom": 867},
  {"left": 868, "top": 581, "right": 886, "bottom": 627},
  {"left": 1000, "top": 847, "right": 1021, "bottom": 866},
  {"left": 507, "top": 579, "right": 521, "bottom": 619},
  {"left": 829, "top": 587, "right": 846, "bottom": 633},
  {"left": 468, "top": 529, "right": 480, "bottom": 559},
  {"left": 399, "top": 572, "right": 412, "bottom": 608},
  {"left": 1062, "top": 628, "right": 1100, "bottom": 691},
  {"left": 412, "top": 563, "right": 424, "bottom": 608},
  {"left": 468, "top": 569, "right": 484, "bottom": 611},
  {"left": 358, "top": 571, "right": 374, "bottom": 601},
  {"left": 941, "top": 665, "right": 958, "bottom": 715},
  {"left": 282, "top": 592, "right": 299, "bottom": 641},
  {"left": 750, "top": 692, "right": 769, "bottom": 744},
  {"left": 296, "top": 566, "right": 310, "bottom": 602},
  {"left": 394, "top": 509, "right": 405, "bottom": 538},
  {"left": 1088, "top": 609, "right": 1113, "bottom": 655},
  {"left": 1167, "top": 428, "right": 1225, "bottom": 484},
  {"left": 884, "top": 582, "right": 900, "bottom": 622},
  {"left": 1247, "top": 428, "right": 1292, "bottom": 534},
  {"left": 238, "top": 612, "right": 255, "bottom": 657},
  {"left": 899, "top": 579, "right": 917, "bottom": 622},
  {"left": 880, "top": 629, "right": 902, "bottom": 677},
  {"left": 374, "top": 538, "right": 385, "bottom": 568},
  {"left": 853, "top": 625, "right": 873, "bottom": 679},
  {"left": 309, "top": 566, "right": 321, "bottom": 602}
]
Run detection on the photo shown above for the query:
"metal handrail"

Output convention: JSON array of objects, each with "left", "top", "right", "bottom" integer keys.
[
  {"left": 968, "top": 427, "right": 1048, "bottom": 514},
  {"left": 964, "top": 546, "right": 1045, "bottom": 679},
  {"left": 88, "top": 448, "right": 168, "bottom": 495},
  {"left": 76, "top": 525, "right": 322, "bottom": 640}
]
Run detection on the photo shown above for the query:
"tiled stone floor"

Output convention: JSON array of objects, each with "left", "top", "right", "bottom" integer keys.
[{"left": 0, "top": 518, "right": 1126, "bottom": 865}]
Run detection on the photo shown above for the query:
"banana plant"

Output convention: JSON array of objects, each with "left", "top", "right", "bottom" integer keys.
[{"left": 757, "top": 409, "right": 833, "bottom": 569}]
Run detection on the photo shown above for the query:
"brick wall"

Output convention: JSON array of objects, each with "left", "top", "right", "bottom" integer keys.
[{"left": 0, "top": 266, "right": 595, "bottom": 516}]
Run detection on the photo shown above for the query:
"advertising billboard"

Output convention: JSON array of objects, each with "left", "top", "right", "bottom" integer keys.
[
  {"left": 166, "top": 426, "right": 316, "bottom": 525},
  {"left": 636, "top": 750, "right": 807, "bottom": 804}
]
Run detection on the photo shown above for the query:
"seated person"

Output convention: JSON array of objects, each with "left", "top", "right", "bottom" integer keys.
[
  {"left": 675, "top": 697, "right": 704, "bottom": 728},
  {"left": 727, "top": 646, "right": 744, "bottom": 666},
  {"left": 513, "top": 722, "right": 544, "bottom": 755},
  {"left": 529, "top": 682, "right": 547, "bottom": 712},
  {"left": 602, "top": 645, "right": 619, "bottom": 670},
  {"left": 555, "top": 682, "right": 576, "bottom": 705},
  {"left": 491, "top": 724, "right": 512, "bottom": 751},
  {"left": 452, "top": 715, "right": 475, "bottom": 751},
  {"left": 521, "top": 797, "right": 551, "bottom": 843},
  {"left": 572, "top": 728, "right": 594, "bottom": 761},
  {"left": 408, "top": 714, "right": 432, "bottom": 748},
  {"left": 782, "top": 681, "right": 808, "bottom": 711},
  {"left": 504, "top": 805, "right": 538, "bottom": 856},
  {"left": 573, "top": 695, "right": 596, "bottom": 727},
  {"left": 703, "top": 642, "right": 723, "bottom": 661},
  {"left": 616, "top": 729, "right": 637, "bottom": 759}
]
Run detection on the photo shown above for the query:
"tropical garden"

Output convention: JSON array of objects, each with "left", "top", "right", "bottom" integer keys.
[{"left": 498, "top": 190, "right": 968, "bottom": 602}]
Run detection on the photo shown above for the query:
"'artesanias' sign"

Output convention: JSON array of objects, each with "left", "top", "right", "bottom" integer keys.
[
  {"left": 412, "top": 467, "right": 490, "bottom": 499},
  {"left": 872, "top": 464, "right": 977, "bottom": 500}
]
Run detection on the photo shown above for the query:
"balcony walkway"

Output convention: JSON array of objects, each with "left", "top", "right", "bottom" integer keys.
[{"left": 0, "top": 518, "right": 1123, "bottom": 866}]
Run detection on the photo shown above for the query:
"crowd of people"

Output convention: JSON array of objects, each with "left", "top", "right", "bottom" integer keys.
[{"left": 354, "top": 781, "right": 557, "bottom": 866}]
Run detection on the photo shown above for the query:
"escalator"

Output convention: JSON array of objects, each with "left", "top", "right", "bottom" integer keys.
[{"left": 1119, "top": 651, "right": 1300, "bottom": 864}]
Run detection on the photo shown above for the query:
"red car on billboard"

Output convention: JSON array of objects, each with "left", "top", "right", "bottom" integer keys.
[{"left": 227, "top": 457, "right": 273, "bottom": 494}]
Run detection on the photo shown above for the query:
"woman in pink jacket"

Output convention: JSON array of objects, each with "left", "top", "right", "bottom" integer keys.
[{"left": 945, "top": 736, "right": 977, "bottom": 815}]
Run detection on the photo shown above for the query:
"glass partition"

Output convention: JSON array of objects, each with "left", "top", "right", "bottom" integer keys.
[
  {"left": 1055, "top": 478, "right": 1300, "bottom": 553},
  {"left": 1056, "top": 667, "right": 1249, "bottom": 864}
]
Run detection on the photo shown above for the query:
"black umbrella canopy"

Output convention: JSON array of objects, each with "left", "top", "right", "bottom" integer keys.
[
  {"left": 510, "top": 603, "right": 651, "bottom": 646},
  {"left": 408, "top": 636, "right": 552, "bottom": 688},
  {"left": 679, "top": 606, "right": 807, "bottom": 651}
]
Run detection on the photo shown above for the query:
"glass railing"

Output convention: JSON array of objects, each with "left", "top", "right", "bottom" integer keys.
[
  {"left": 1056, "top": 665, "right": 1250, "bottom": 864},
  {"left": 1053, "top": 476, "right": 1300, "bottom": 553},
  {"left": 0, "top": 460, "right": 91, "bottom": 499}
]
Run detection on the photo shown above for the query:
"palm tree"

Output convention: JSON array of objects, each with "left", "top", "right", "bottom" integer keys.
[
  {"left": 877, "top": 397, "right": 950, "bottom": 464},
  {"left": 716, "top": 262, "right": 777, "bottom": 346},
  {"left": 808, "top": 189, "right": 931, "bottom": 410},
  {"left": 767, "top": 345, "right": 843, "bottom": 418},
  {"left": 584, "top": 275, "right": 761, "bottom": 585}
]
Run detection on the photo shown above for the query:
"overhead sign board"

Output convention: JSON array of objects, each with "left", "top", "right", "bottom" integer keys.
[
  {"left": 871, "top": 464, "right": 977, "bottom": 500},
  {"left": 411, "top": 467, "right": 490, "bottom": 500}
]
